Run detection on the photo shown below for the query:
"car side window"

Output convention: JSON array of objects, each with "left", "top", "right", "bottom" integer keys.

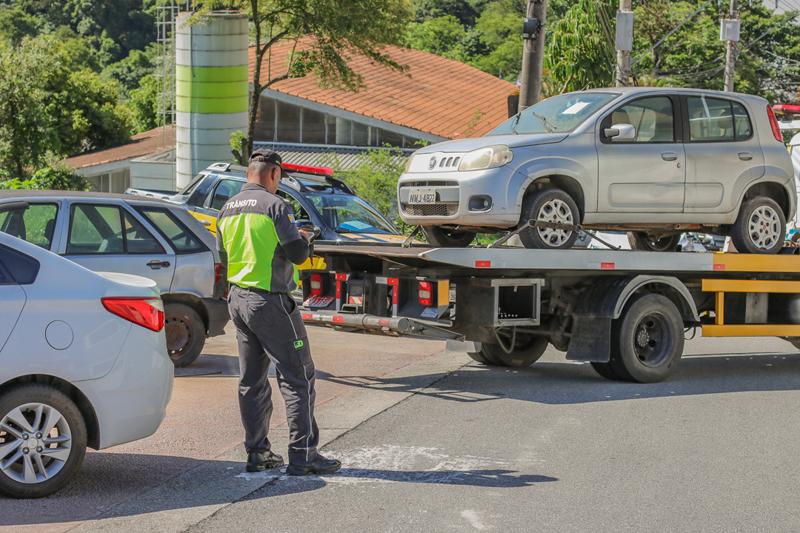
[
  {"left": 687, "top": 96, "right": 751, "bottom": 142},
  {"left": 68, "top": 204, "right": 124, "bottom": 254},
  {"left": 610, "top": 96, "right": 674, "bottom": 143},
  {"left": 136, "top": 207, "right": 207, "bottom": 254},
  {"left": 276, "top": 190, "right": 310, "bottom": 221},
  {"left": 0, "top": 243, "right": 40, "bottom": 284},
  {"left": 0, "top": 203, "right": 58, "bottom": 250},
  {"left": 122, "top": 210, "right": 165, "bottom": 254},
  {"left": 210, "top": 179, "right": 244, "bottom": 211}
]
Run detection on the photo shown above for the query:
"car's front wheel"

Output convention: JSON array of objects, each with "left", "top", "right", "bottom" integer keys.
[
  {"left": 627, "top": 232, "right": 682, "bottom": 252},
  {"left": 422, "top": 226, "right": 476, "bottom": 248},
  {"left": 0, "top": 384, "right": 87, "bottom": 499},
  {"left": 165, "top": 303, "right": 206, "bottom": 367},
  {"left": 518, "top": 188, "right": 580, "bottom": 250},
  {"left": 731, "top": 196, "right": 786, "bottom": 254}
]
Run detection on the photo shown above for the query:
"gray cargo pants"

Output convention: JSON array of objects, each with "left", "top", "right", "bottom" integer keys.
[{"left": 228, "top": 284, "right": 319, "bottom": 464}]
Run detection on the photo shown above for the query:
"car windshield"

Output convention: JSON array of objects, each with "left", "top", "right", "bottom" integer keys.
[
  {"left": 488, "top": 92, "right": 620, "bottom": 136},
  {"left": 303, "top": 193, "right": 398, "bottom": 235}
]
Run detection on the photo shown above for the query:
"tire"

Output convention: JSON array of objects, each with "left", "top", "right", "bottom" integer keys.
[
  {"left": 731, "top": 196, "right": 786, "bottom": 254},
  {"left": 165, "top": 303, "right": 206, "bottom": 368},
  {"left": 476, "top": 336, "right": 549, "bottom": 367},
  {"left": 467, "top": 349, "right": 494, "bottom": 365},
  {"left": 518, "top": 188, "right": 580, "bottom": 250},
  {"left": 609, "top": 293, "right": 684, "bottom": 383},
  {"left": 422, "top": 226, "right": 476, "bottom": 248},
  {"left": 0, "top": 384, "right": 87, "bottom": 499},
  {"left": 627, "top": 232, "right": 682, "bottom": 252},
  {"left": 590, "top": 361, "right": 624, "bottom": 381}
]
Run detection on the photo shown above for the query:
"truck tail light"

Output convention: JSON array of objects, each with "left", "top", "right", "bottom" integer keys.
[
  {"left": 768, "top": 105, "right": 783, "bottom": 142},
  {"left": 310, "top": 273, "right": 323, "bottom": 296},
  {"left": 102, "top": 297, "right": 165, "bottom": 332},
  {"left": 418, "top": 281, "right": 432, "bottom": 306}
]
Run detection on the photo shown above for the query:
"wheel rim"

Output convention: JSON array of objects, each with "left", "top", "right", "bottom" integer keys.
[
  {"left": 631, "top": 312, "right": 671, "bottom": 368},
  {"left": 536, "top": 199, "right": 573, "bottom": 247},
  {"left": 748, "top": 205, "right": 781, "bottom": 250},
  {"left": 0, "top": 403, "right": 72, "bottom": 484},
  {"left": 644, "top": 235, "right": 677, "bottom": 252},
  {"left": 165, "top": 315, "right": 193, "bottom": 357}
]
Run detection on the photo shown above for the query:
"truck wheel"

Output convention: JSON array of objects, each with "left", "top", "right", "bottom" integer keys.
[
  {"left": 165, "top": 303, "right": 206, "bottom": 368},
  {"left": 590, "top": 361, "right": 623, "bottom": 381},
  {"left": 609, "top": 293, "right": 684, "bottom": 383},
  {"left": 518, "top": 188, "right": 580, "bottom": 249},
  {"left": 731, "top": 196, "right": 785, "bottom": 254},
  {"left": 478, "top": 336, "right": 549, "bottom": 367},
  {"left": 627, "top": 232, "right": 682, "bottom": 252},
  {"left": 0, "top": 384, "right": 87, "bottom": 499},
  {"left": 422, "top": 226, "right": 476, "bottom": 248}
]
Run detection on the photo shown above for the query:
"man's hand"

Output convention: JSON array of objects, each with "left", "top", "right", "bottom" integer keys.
[{"left": 298, "top": 229, "right": 311, "bottom": 243}]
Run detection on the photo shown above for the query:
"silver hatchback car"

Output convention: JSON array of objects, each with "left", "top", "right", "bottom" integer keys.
[
  {"left": 398, "top": 87, "right": 795, "bottom": 254},
  {"left": 0, "top": 192, "right": 229, "bottom": 367}
]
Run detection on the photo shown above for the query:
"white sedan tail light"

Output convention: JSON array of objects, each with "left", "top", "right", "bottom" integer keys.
[{"left": 101, "top": 297, "right": 165, "bottom": 332}]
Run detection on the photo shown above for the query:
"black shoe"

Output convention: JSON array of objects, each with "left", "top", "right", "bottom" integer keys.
[
  {"left": 286, "top": 454, "right": 341, "bottom": 476},
  {"left": 246, "top": 451, "right": 284, "bottom": 472}
]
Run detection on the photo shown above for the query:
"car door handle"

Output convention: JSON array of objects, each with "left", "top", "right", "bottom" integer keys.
[
  {"left": 148, "top": 260, "right": 170, "bottom": 269},
  {"left": 661, "top": 152, "right": 677, "bottom": 161},
  {"left": 738, "top": 152, "right": 753, "bottom": 161},
  {"left": 200, "top": 220, "right": 211, "bottom": 227}
]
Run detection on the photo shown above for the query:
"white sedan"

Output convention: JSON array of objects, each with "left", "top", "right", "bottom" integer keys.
[{"left": 0, "top": 215, "right": 173, "bottom": 498}]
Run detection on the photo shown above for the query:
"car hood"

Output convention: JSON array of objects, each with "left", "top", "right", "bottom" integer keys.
[{"left": 417, "top": 133, "right": 569, "bottom": 153}]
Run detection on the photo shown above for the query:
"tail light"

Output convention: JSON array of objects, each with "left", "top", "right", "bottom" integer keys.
[
  {"left": 418, "top": 281, "right": 432, "bottom": 306},
  {"left": 214, "top": 263, "right": 228, "bottom": 298},
  {"left": 767, "top": 105, "right": 783, "bottom": 142},
  {"left": 102, "top": 297, "right": 165, "bottom": 332},
  {"left": 310, "top": 273, "right": 323, "bottom": 296}
]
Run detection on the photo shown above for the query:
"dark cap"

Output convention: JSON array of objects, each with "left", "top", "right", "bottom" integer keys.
[{"left": 249, "top": 148, "right": 283, "bottom": 166}]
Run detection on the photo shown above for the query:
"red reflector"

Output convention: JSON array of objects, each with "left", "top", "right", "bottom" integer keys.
[
  {"left": 418, "top": 281, "right": 433, "bottom": 306},
  {"left": 335, "top": 273, "right": 348, "bottom": 281},
  {"left": 102, "top": 297, "right": 165, "bottom": 332},
  {"left": 475, "top": 261, "right": 491, "bottom": 268},
  {"left": 601, "top": 263, "right": 615, "bottom": 270},
  {"left": 333, "top": 316, "right": 344, "bottom": 323},
  {"left": 310, "top": 273, "right": 322, "bottom": 296},
  {"left": 379, "top": 319, "right": 389, "bottom": 326},
  {"left": 768, "top": 105, "right": 783, "bottom": 142},
  {"left": 714, "top": 264, "right": 726, "bottom": 271},
  {"left": 302, "top": 313, "right": 312, "bottom": 320},
  {"left": 387, "top": 277, "right": 399, "bottom": 286},
  {"left": 214, "top": 263, "right": 225, "bottom": 286}
]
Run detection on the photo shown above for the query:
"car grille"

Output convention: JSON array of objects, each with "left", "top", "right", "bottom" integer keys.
[
  {"left": 402, "top": 180, "right": 459, "bottom": 187},
  {"left": 402, "top": 203, "right": 459, "bottom": 217}
]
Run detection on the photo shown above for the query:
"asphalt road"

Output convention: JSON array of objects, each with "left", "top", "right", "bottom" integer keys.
[{"left": 4, "top": 332, "right": 800, "bottom": 532}]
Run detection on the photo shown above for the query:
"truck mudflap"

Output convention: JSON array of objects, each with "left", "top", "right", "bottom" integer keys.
[{"left": 301, "top": 310, "right": 465, "bottom": 341}]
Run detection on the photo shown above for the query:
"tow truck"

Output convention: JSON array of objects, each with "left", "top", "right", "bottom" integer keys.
[{"left": 299, "top": 242, "right": 800, "bottom": 383}]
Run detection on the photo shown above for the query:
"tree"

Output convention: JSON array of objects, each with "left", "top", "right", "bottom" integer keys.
[
  {"left": 190, "top": 0, "right": 411, "bottom": 164},
  {"left": 0, "top": 7, "right": 40, "bottom": 46}
]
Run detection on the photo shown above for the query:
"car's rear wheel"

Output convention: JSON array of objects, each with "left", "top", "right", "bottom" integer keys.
[
  {"left": 165, "top": 303, "right": 206, "bottom": 368},
  {"left": 627, "top": 232, "right": 682, "bottom": 252},
  {"left": 518, "top": 188, "right": 580, "bottom": 250},
  {"left": 422, "top": 226, "right": 476, "bottom": 248},
  {"left": 731, "top": 196, "right": 786, "bottom": 254},
  {"left": 0, "top": 384, "right": 87, "bottom": 499}
]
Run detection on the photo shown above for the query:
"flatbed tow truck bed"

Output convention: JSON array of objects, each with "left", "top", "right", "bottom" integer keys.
[{"left": 299, "top": 244, "right": 800, "bottom": 383}]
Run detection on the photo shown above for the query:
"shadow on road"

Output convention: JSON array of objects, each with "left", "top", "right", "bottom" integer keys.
[{"left": 319, "top": 350, "right": 800, "bottom": 405}]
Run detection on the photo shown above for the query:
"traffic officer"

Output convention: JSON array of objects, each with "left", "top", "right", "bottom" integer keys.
[{"left": 216, "top": 148, "right": 341, "bottom": 476}]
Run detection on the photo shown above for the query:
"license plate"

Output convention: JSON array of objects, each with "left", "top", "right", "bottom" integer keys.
[
  {"left": 303, "top": 296, "right": 335, "bottom": 308},
  {"left": 409, "top": 188, "right": 436, "bottom": 204}
]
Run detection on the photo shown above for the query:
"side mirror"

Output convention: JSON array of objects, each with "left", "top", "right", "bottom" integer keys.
[
  {"left": 605, "top": 123, "right": 636, "bottom": 142},
  {"left": 295, "top": 219, "right": 322, "bottom": 239}
]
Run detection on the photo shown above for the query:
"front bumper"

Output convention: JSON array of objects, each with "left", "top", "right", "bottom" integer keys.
[
  {"left": 202, "top": 297, "right": 229, "bottom": 337},
  {"left": 397, "top": 167, "right": 520, "bottom": 227}
]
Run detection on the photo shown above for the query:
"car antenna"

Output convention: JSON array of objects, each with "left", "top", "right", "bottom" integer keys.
[{"left": 581, "top": 82, "right": 591, "bottom": 91}]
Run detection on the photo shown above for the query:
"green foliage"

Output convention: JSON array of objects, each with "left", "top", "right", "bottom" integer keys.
[
  {"left": 0, "top": 166, "right": 89, "bottom": 190},
  {"left": 128, "top": 73, "right": 159, "bottom": 133},
  {"left": 404, "top": 15, "right": 479, "bottom": 63},
  {"left": 412, "top": 0, "right": 480, "bottom": 26},
  {"left": 321, "top": 146, "right": 407, "bottom": 226},
  {"left": 103, "top": 46, "right": 156, "bottom": 94},
  {"left": 0, "top": 35, "right": 131, "bottom": 178},
  {"left": 544, "top": 0, "right": 616, "bottom": 93},
  {"left": 0, "top": 7, "right": 40, "bottom": 46}
]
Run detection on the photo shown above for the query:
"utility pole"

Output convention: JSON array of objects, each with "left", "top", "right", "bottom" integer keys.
[
  {"left": 616, "top": 0, "right": 634, "bottom": 87},
  {"left": 519, "top": 0, "right": 547, "bottom": 111},
  {"left": 722, "top": 0, "right": 739, "bottom": 92}
]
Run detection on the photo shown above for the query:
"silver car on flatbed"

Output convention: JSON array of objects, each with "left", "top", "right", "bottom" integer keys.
[
  {"left": 0, "top": 191, "right": 229, "bottom": 367},
  {"left": 398, "top": 87, "right": 795, "bottom": 254}
]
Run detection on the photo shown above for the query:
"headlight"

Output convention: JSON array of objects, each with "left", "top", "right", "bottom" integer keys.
[
  {"left": 404, "top": 149, "right": 420, "bottom": 173},
  {"left": 458, "top": 145, "right": 514, "bottom": 171}
]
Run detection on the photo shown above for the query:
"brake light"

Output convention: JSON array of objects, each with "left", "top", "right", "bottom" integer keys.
[
  {"left": 102, "top": 297, "right": 165, "bottom": 332},
  {"left": 418, "top": 281, "right": 432, "bottom": 306},
  {"left": 310, "top": 273, "right": 323, "bottom": 296},
  {"left": 214, "top": 263, "right": 228, "bottom": 298},
  {"left": 767, "top": 105, "right": 783, "bottom": 142}
]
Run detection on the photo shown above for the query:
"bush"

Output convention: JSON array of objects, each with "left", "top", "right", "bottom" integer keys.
[{"left": 0, "top": 166, "right": 89, "bottom": 191}]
